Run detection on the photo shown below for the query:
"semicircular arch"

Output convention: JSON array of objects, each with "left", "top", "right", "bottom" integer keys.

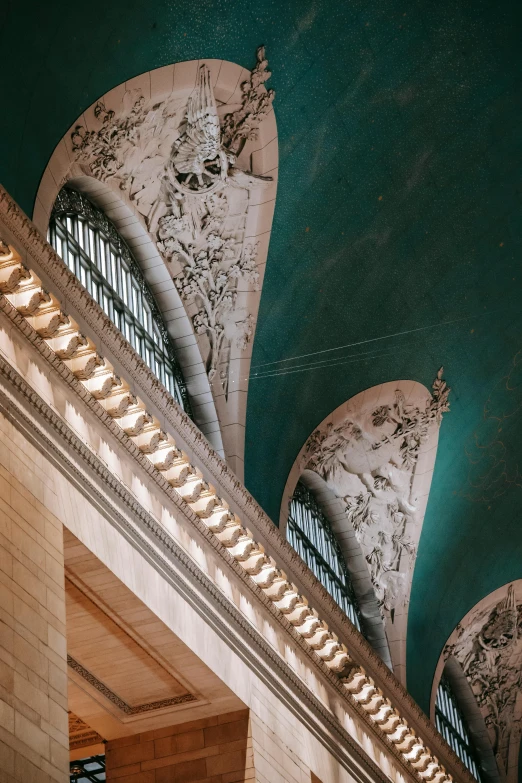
[
  {"left": 281, "top": 373, "right": 450, "bottom": 682},
  {"left": 57, "top": 175, "right": 224, "bottom": 456},
  {"left": 433, "top": 580, "right": 522, "bottom": 783},
  {"left": 431, "top": 656, "right": 500, "bottom": 783},
  {"left": 34, "top": 54, "right": 278, "bottom": 478}
]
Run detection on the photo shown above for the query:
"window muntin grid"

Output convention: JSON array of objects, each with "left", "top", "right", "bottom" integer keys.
[
  {"left": 49, "top": 188, "right": 191, "bottom": 415},
  {"left": 287, "top": 481, "right": 362, "bottom": 632},
  {"left": 435, "top": 676, "right": 483, "bottom": 782},
  {"left": 70, "top": 755, "right": 106, "bottom": 782}
]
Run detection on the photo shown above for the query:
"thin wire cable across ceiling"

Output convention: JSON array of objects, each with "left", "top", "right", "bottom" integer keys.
[{"left": 248, "top": 307, "right": 501, "bottom": 381}]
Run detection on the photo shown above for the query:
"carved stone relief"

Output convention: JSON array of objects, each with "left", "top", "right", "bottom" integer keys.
[
  {"left": 441, "top": 583, "right": 522, "bottom": 780},
  {"left": 35, "top": 53, "right": 278, "bottom": 478},
  {"left": 283, "top": 374, "right": 450, "bottom": 681},
  {"left": 300, "top": 371, "right": 449, "bottom": 619},
  {"left": 70, "top": 47, "right": 274, "bottom": 393}
]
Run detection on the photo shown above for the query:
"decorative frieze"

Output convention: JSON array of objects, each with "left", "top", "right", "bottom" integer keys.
[
  {"left": 70, "top": 48, "right": 274, "bottom": 392},
  {"left": 300, "top": 372, "right": 450, "bottom": 618},
  {"left": 68, "top": 712, "right": 104, "bottom": 750},
  {"left": 68, "top": 655, "right": 197, "bottom": 715}
]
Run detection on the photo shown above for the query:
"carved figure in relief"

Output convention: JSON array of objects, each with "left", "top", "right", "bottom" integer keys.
[
  {"left": 169, "top": 60, "right": 273, "bottom": 196},
  {"left": 444, "top": 585, "right": 522, "bottom": 775},
  {"left": 70, "top": 47, "right": 275, "bottom": 390},
  {"left": 302, "top": 370, "right": 450, "bottom": 617},
  {"left": 157, "top": 192, "right": 260, "bottom": 383},
  {"left": 170, "top": 65, "right": 229, "bottom": 194}
]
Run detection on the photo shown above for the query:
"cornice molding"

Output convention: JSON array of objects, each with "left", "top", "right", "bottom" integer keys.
[
  {"left": 0, "top": 344, "right": 396, "bottom": 783},
  {"left": 0, "top": 349, "right": 391, "bottom": 783},
  {"left": 0, "top": 186, "right": 474, "bottom": 783},
  {"left": 69, "top": 712, "right": 105, "bottom": 750},
  {"left": 67, "top": 655, "right": 197, "bottom": 715}
]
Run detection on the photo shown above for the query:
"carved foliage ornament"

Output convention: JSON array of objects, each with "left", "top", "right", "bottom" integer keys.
[
  {"left": 443, "top": 584, "right": 522, "bottom": 776},
  {"left": 301, "top": 370, "right": 450, "bottom": 618},
  {"left": 443, "top": 583, "right": 522, "bottom": 773},
  {"left": 71, "top": 48, "right": 275, "bottom": 388}
]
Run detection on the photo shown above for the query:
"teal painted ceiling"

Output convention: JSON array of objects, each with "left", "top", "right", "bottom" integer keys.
[{"left": 2, "top": 0, "right": 522, "bottom": 715}]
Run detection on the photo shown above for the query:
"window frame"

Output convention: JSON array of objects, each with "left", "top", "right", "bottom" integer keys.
[
  {"left": 435, "top": 675, "right": 483, "bottom": 781},
  {"left": 287, "top": 481, "right": 364, "bottom": 632},
  {"left": 70, "top": 754, "right": 106, "bottom": 782},
  {"left": 49, "top": 188, "right": 191, "bottom": 416}
]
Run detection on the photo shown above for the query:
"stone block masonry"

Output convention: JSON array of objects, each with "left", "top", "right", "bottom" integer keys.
[
  {"left": 106, "top": 709, "right": 253, "bottom": 782},
  {"left": 0, "top": 411, "right": 68, "bottom": 782}
]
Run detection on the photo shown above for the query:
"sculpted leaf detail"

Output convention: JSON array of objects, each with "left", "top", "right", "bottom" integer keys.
[
  {"left": 159, "top": 193, "right": 260, "bottom": 383},
  {"left": 70, "top": 48, "right": 274, "bottom": 389},
  {"left": 444, "top": 585, "right": 522, "bottom": 775},
  {"left": 301, "top": 371, "right": 450, "bottom": 618},
  {"left": 72, "top": 97, "right": 147, "bottom": 185},
  {"left": 221, "top": 46, "right": 275, "bottom": 153}
]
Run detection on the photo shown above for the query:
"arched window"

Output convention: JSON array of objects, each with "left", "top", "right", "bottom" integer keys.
[
  {"left": 287, "top": 481, "right": 363, "bottom": 632},
  {"left": 435, "top": 675, "right": 483, "bottom": 781},
  {"left": 49, "top": 188, "right": 191, "bottom": 415}
]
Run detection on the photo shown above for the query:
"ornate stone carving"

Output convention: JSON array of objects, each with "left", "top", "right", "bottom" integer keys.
[
  {"left": 68, "top": 712, "right": 104, "bottom": 750},
  {"left": 301, "top": 370, "right": 450, "bottom": 618},
  {"left": 443, "top": 584, "right": 522, "bottom": 776},
  {"left": 70, "top": 48, "right": 275, "bottom": 389},
  {"left": 168, "top": 52, "right": 273, "bottom": 196},
  {"left": 220, "top": 47, "right": 275, "bottom": 154},
  {"left": 67, "top": 655, "right": 197, "bottom": 714},
  {"left": 157, "top": 193, "right": 259, "bottom": 383}
]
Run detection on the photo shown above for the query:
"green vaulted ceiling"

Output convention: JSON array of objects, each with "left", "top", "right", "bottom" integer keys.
[{"left": 2, "top": 0, "right": 522, "bottom": 714}]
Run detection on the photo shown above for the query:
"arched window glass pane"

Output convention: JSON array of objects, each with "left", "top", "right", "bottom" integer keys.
[
  {"left": 49, "top": 188, "right": 191, "bottom": 415},
  {"left": 435, "top": 676, "right": 483, "bottom": 781},
  {"left": 287, "top": 481, "right": 363, "bottom": 632}
]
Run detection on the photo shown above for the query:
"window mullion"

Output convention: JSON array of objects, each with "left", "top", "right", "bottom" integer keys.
[{"left": 49, "top": 188, "right": 192, "bottom": 417}]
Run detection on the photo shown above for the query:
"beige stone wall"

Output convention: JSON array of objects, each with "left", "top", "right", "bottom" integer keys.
[
  {"left": 106, "top": 709, "right": 253, "bottom": 782},
  {"left": 0, "top": 411, "right": 68, "bottom": 782},
  {"left": 249, "top": 682, "right": 359, "bottom": 783}
]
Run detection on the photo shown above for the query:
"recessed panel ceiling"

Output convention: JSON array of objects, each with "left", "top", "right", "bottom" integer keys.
[{"left": 66, "top": 579, "right": 190, "bottom": 707}]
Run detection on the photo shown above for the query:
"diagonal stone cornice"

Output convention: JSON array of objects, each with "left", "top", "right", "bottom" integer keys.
[
  {"left": 0, "top": 184, "right": 474, "bottom": 783},
  {"left": 0, "top": 346, "right": 393, "bottom": 783}
]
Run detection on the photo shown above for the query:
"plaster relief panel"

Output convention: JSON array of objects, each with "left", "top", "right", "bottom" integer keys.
[
  {"left": 282, "top": 372, "right": 450, "bottom": 682},
  {"left": 436, "top": 582, "right": 522, "bottom": 782},
  {"left": 35, "top": 50, "right": 278, "bottom": 480}
]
